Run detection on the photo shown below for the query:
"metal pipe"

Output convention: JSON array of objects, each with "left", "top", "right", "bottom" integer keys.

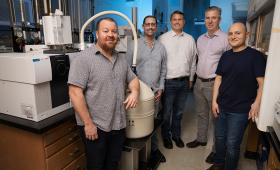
[
  {"left": 43, "top": 0, "right": 48, "bottom": 14},
  {"left": 63, "top": 0, "right": 68, "bottom": 15},
  {"left": 132, "top": 7, "right": 138, "bottom": 33},
  {"left": 7, "top": 0, "right": 16, "bottom": 26},
  {"left": 49, "top": 0, "right": 52, "bottom": 13},
  {"left": 19, "top": 0, "right": 25, "bottom": 22},
  {"left": 88, "top": 0, "right": 93, "bottom": 32},
  {"left": 69, "top": 0, "right": 75, "bottom": 31},
  {"left": 61, "top": 0, "right": 64, "bottom": 14},
  {"left": 77, "top": 0, "right": 81, "bottom": 32},
  {"left": 34, "top": 0, "right": 41, "bottom": 40},
  {"left": 34, "top": 0, "right": 40, "bottom": 24},
  {"left": 58, "top": 0, "right": 61, "bottom": 11},
  {"left": 19, "top": 0, "right": 27, "bottom": 40}
]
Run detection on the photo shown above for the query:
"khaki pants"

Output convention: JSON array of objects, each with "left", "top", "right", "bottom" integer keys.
[{"left": 194, "top": 78, "right": 215, "bottom": 151}]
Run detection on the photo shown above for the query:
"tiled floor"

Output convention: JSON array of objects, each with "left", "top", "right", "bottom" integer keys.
[{"left": 156, "top": 93, "right": 257, "bottom": 170}]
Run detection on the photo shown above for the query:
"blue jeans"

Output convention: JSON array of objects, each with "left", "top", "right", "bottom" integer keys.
[
  {"left": 214, "top": 111, "right": 249, "bottom": 170},
  {"left": 161, "top": 78, "right": 188, "bottom": 139}
]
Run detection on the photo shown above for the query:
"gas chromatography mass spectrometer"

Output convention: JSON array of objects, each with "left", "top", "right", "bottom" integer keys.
[{"left": 0, "top": 10, "right": 73, "bottom": 122}]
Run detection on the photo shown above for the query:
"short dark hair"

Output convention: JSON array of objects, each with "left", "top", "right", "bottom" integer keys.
[
  {"left": 96, "top": 17, "right": 118, "bottom": 30},
  {"left": 170, "top": 10, "right": 184, "bottom": 20},
  {"left": 205, "top": 6, "right": 222, "bottom": 18},
  {"left": 142, "top": 15, "right": 157, "bottom": 25}
]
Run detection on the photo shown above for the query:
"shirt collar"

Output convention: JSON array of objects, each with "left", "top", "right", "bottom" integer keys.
[
  {"left": 205, "top": 29, "right": 222, "bottom": 38},
  {"left": 171, "top": 30, "right": 184, "bottom": 37},
  {"left": 141, "top": 36, "right": 156, "bottom": 48},
  {"left": 94, "top": 45, "right": 118, "bottom": 63},
  {"left": 94, "top": 45, "right": 119, "bottom": 55}
]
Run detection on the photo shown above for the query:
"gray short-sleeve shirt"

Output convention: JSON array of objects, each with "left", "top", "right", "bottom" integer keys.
[{"left": 68, "top": 45, "right": 136, "bottom": 132}]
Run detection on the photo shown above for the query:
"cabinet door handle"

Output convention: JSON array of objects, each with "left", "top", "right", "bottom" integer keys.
[
  {"left": 76, "top": 165, "right": 81, "bottom": 170},
  {"left": 68, "top": 133, "right": 79, "bottom": 142},
  {"left": 69, "top": 147, "right": 80, "bottom": 157},
  {"left": 68, "top": 127, "right": 74, "bottom": 132}
]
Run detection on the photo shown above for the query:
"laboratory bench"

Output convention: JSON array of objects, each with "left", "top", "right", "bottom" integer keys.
[
  {"left": 0, "top": 108, "right": 86, "bottom": 170},
  {"left": 0, "top": 109, "right": 163, "bottom": 170}
]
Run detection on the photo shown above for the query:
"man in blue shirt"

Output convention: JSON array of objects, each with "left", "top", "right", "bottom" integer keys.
[{"left": 209, "top": 22, "right": 266, "bottom": 170}]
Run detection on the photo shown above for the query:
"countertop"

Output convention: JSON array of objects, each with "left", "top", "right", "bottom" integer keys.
[{"left": 0, "top": 108, "right": 75, "bottom": 133}]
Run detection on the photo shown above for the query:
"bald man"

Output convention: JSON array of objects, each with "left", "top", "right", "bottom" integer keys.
[{"left": 208, "top": 23, "right": 266, "bottom": 170}]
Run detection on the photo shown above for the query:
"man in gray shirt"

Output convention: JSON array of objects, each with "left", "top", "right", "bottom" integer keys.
[
  {"left": 127, "top": 15, "right": 167, "bottom": 164},
  {"left": 68, "top": 17, "right": 139, "bottom": 170}
]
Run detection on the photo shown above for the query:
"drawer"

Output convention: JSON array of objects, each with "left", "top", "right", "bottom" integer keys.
[
  {"left": 45, "top": 130, "right": 80, "bottom": 158},
  {"left": 268, "top": 147, "right": 280, "bottom": 170},
  {"left": 63, "top": 154, "right": 86, "bottom": 170},
  {"left": 272, "top": 156, "right": 280, "bottom": 168},
  {"left": 44, "top": 120, "right": 77, "bottom": 146},
  {"left": 46, "top": 139, "right": 84, "bottom": 170}
]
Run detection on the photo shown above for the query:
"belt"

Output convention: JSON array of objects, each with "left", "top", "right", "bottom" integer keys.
[
  {"left": 198, "top": 77, "right": 215, "bottom": 82},
  {"left": 167, "top": 76, "right": 189, "bottom": 81}
]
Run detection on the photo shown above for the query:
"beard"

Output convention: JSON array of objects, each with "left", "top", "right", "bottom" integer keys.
[{"left": 97, "top": 40, "right": 117, "bottom": 52}]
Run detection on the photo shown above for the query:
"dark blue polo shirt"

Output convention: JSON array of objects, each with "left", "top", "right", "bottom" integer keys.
[{"left": 216, "top": 47, "right": 266, "bottom": 113}]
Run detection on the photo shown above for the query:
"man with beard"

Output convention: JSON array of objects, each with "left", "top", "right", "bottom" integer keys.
[
  {"left": 68, "top": 17, "right": 140, "bottom": 170},
  {"left": 208, "top": 22, "right": 266, "bottom": 170}
]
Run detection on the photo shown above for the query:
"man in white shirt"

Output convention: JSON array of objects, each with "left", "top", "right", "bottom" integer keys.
[{"left": 159, "top": 10, "right": 197, "bottom": 149}]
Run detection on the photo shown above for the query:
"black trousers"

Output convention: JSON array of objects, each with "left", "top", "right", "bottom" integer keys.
[{"left": 78, "top": 126, "right": 125, "bottom": 170}]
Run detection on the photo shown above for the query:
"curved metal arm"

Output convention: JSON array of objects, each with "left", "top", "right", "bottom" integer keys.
[{"left": 79, "top": 10, "right": 138, "bottom": 67}]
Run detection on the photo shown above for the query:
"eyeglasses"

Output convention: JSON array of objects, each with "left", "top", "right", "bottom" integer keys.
[{"left": 144, "top": 23, "right": 156, "bottom": 27}]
